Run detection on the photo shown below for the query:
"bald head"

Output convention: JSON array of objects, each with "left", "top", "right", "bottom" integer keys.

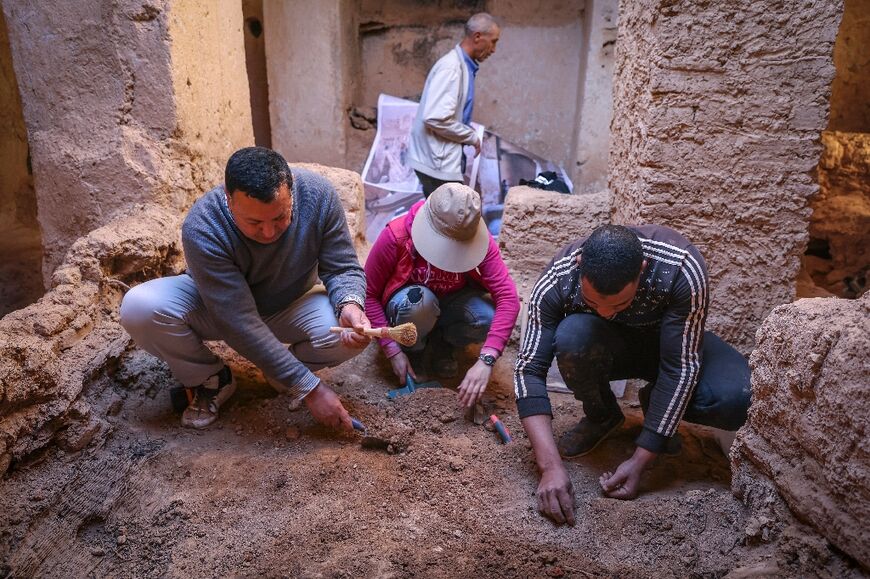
[{"left": 462, "top": 13, "right": 500, "bottom": 62}]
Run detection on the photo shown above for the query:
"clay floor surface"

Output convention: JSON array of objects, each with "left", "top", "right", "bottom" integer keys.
[{"left": 1, "top": 343, "right": 771, "bottom": 578}]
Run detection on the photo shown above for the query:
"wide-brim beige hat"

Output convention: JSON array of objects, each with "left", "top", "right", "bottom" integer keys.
[{"left": 411, "top": 183, "right": 490, "bottom": 273}]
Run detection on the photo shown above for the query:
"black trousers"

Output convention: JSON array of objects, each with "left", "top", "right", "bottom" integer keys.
[
  {"left": 414, "top": 170, "right": 462, "bottom": 199},
  {"left": 553, "top": 313, "right": 751, "bottom": 431}
]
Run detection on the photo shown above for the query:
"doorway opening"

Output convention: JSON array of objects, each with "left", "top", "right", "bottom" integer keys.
[{"left": 800, "top": 0, "right": 870, "bottom": 299}]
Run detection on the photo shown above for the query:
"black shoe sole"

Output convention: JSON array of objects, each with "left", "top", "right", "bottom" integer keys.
[{"left": 559, "top": 417, "right": 625, "bottom": 458}]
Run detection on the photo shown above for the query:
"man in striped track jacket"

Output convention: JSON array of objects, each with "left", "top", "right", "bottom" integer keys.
[{"left": 514, "top": 224, "right": 751, "bottom": 524}]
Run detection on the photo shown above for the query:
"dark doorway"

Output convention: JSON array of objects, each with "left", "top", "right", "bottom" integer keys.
[
  {"left": 0, "top": 10, "right": 44, "bottom": 317},
  {"left": 243, "top": 0, "right": 272, "bottom": 148}
]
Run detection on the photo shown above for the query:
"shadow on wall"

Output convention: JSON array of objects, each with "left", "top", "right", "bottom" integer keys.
[
  {"left": 801, "top": 0, "right": 870, "bottom": 300},
  {"left": 0, "top": 9, "right": 43, "bottom": 318},
  {"left": 243, "top": 0, "right": 271, "bottom": 148}
]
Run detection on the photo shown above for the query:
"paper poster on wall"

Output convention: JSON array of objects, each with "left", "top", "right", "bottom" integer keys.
[{"left": 362, "top": 94, "right": 572, "bottom": 242}]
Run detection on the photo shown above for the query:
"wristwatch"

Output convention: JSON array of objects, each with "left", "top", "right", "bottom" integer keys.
[{"left": 478, "top": 353, "right": 497, "bottom": 367}]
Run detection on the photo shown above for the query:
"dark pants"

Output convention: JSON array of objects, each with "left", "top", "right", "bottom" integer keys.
[
  {"left": 387, "top": 285, "right": 494, "bottom": 352},
  {"left": 415, "top": 170, "right": 462, "bottom": 199},
  {"left": 553, "top": 314, "right": 751, "bottom": 431}
]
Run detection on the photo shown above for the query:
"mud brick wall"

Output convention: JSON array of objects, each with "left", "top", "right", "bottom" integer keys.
[
  {"left": 609, "top": 0, "right": 843, "bottom": 351},
  {"left": 731, "top": 294, "right": 870, "bottom": 569},
  {"left": 1, "top": 0, "right": 253, "bottom": 280}
]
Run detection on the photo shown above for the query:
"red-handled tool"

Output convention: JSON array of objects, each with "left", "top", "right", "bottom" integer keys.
[{"left": 490, "top": 414, "right": 512, "bottom": 444}]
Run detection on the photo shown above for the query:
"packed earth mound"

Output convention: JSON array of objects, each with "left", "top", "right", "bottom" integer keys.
[
  {"left": 733, "top": 293, "right": 870, "bottom": 570},
  {"left": 2, "top": 339, "right": 864, "bottom": 577}
]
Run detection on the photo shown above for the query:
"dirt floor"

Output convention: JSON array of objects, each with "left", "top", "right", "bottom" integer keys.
[{"left": 0, "top": 340, "right": 853, "bottom": 578}]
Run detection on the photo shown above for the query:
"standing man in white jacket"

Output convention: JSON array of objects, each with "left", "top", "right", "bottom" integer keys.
[{"left": 409, "top": 13, "right": 500, "bottom": 197}]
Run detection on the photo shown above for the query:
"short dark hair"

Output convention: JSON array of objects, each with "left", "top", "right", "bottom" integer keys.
[
  {"left": 224, "top": 146, "right": 292, "bottom": 202},
  {"left": 580, "top": 225, "right": 644, "bottom": 295}
]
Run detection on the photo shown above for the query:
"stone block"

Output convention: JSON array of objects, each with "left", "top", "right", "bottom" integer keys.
[
  {"left": 295, "top": 162, "right": 368, "bottom": 260},
  {"left": 500, "top": 187, "right": 610, "bottom": 304}
]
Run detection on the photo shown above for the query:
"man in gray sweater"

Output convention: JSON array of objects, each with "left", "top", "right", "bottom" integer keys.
[{"left": 121, "top": 147, "right": 371, "bottom": 430}]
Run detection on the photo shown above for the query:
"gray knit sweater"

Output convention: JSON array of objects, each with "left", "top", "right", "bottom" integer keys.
[{"left": 181, "top": 167, "right": 365, "bottom": 397}]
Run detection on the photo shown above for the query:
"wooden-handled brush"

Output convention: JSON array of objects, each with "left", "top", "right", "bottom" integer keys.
[{"left": 329, "top": 322, "right": 418, "bottom": 347}]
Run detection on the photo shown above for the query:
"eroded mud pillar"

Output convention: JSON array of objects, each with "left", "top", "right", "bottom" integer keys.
[
  {"left": 609, "top": 0, "right": 843, "bottom": 350},
  {"left": 731, "top": 293, "right": 870, "bottom": 570}
]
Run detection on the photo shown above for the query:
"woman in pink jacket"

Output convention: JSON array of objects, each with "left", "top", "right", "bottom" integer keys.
[{"left": 365, "top": 183, "right": 520, "bottom": 408}]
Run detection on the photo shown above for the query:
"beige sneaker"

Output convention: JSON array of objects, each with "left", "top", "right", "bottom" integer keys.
[{"left": 181, "top": 366, "right": 236, "bottom": 429}]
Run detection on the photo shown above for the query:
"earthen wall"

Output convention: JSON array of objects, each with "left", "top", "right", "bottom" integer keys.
[
  {"left": 0, "top": 11, "right": 34, "bottom": 234},
  {"left": 0, "top": 9, "right": 43, "bottom": 315},
  {"left": 1, "top": 0, "right": 252, "bottom": 280},
  {"left": 242, "top": 0, "right": 271, "bottom": 148},
  {"left": 168, "top": 0, "right": 254, "bottom": 162},
  {"left": 828, "top": 0, "right": 870, "bottom": 132},
  {"left": 609, "top": 0, "right": 843, "bottom": 351},
  {"left": 265, "top": 0, "right": 358, "bottom": 168},
  {"left": 571, "top": 0, "right": 618, "bottom": 194}
]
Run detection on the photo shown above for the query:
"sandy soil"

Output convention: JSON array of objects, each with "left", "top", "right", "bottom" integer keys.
[{"left": 0, "top": 341, "right": 839, "bottom": 578}]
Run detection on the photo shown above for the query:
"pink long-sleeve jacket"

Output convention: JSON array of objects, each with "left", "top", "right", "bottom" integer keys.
[{"left": 364, "top": 201, "right": 520, "bottom": 358}]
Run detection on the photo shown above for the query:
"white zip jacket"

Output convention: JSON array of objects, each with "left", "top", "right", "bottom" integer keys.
[{"left": 409, "top": 45, "right": 480, "bottom": 182}]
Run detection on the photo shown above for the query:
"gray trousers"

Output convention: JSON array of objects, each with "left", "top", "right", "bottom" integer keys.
[{"left": 119, "top": 275, "right": 359, "bottom": 391}]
